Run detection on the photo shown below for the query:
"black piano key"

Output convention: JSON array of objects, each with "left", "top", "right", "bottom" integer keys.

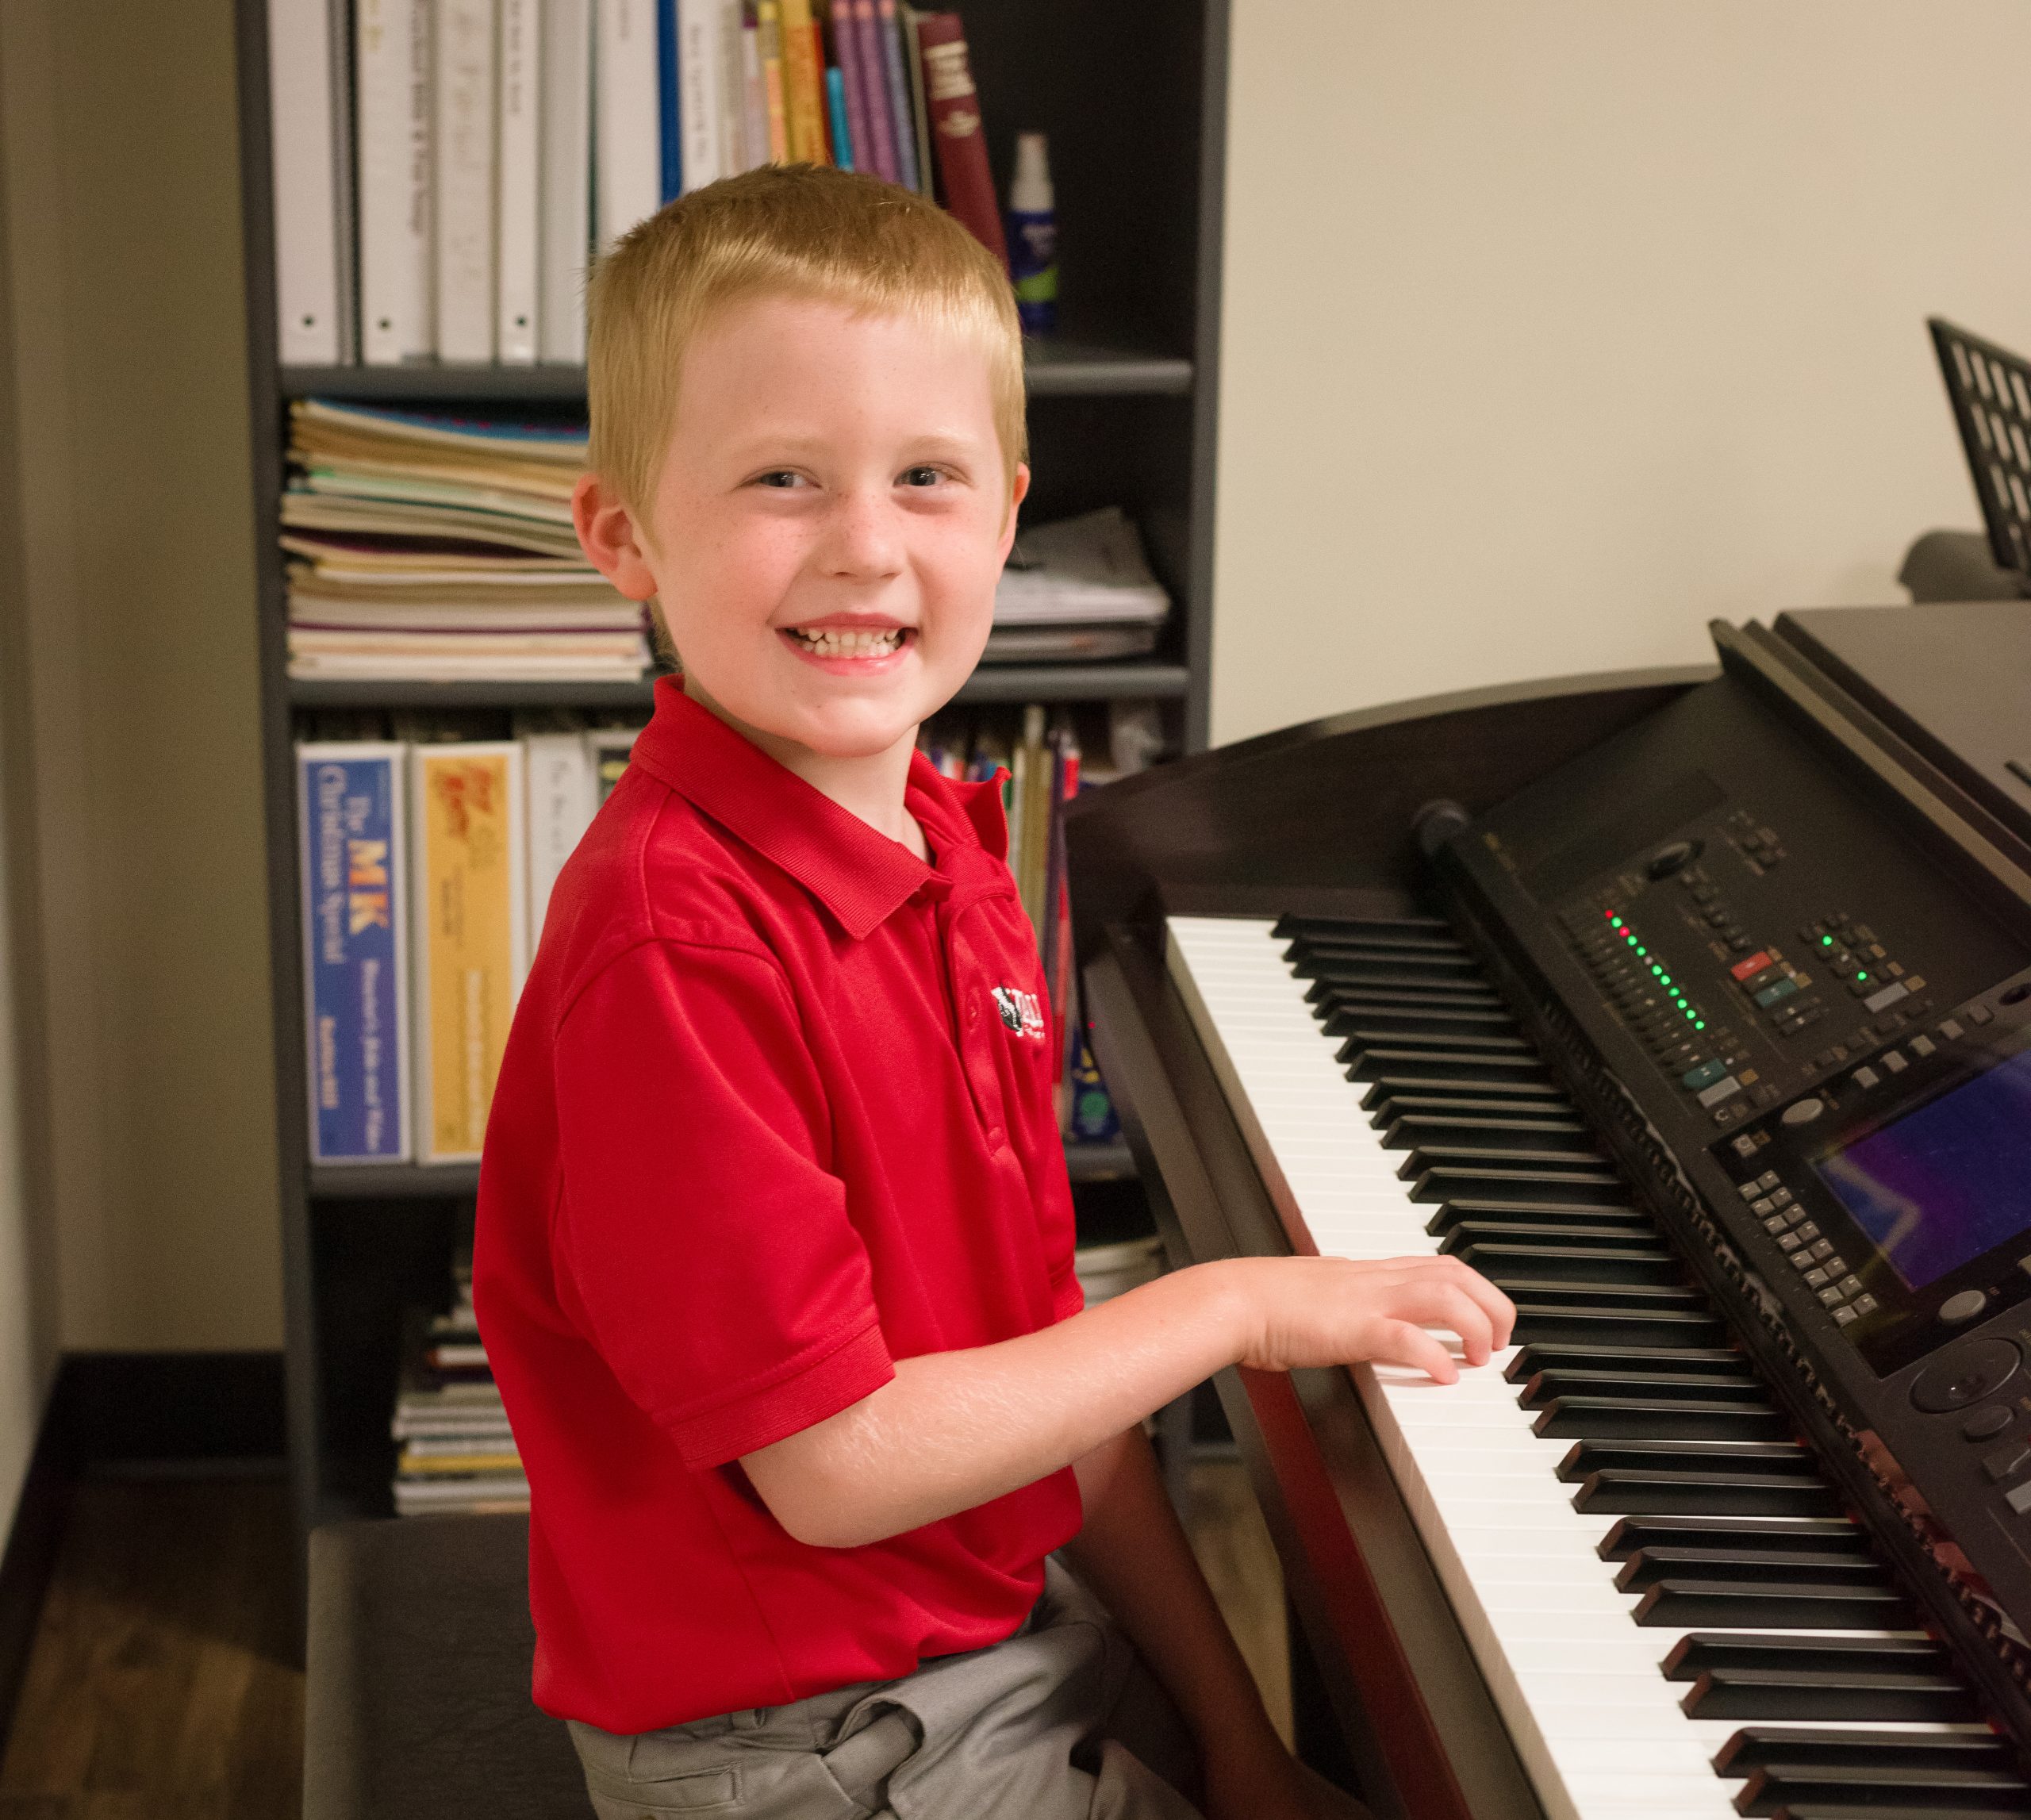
[
  {"left": 1521, "top": 1368, "right": 1768, "bottom": 1407},
  {"left": 1559, "top": 1439, "right": 1815, "bottom": 1478},
  {"left": 1664, "top": 1633, "right": 1949, "bottom": 1680},
  {"left": 1305, "top": 982, "right": 1507, "bottom": 1016},
  {"left": 1324, "top": 1016, "right": 1527, "bottom": 1056},
  {"left": 1736, "top": 1767, "right": 2029, "bottom": 1817},
  {"left": 1506, "top": 1343, "right": 1753, "bottom": 1383},
  {"left": 1359, "top": 1074, "right": 1567, "bottom": 1111},
  {"left": 1302, "top": 968, "right": 1499, "bottom": 1000},
  {"left": 1511, "top": 1304, "right": 1729, "bottom": 1348},
  {"left": 1409, "top": 1165, "right": 1630, "bottom": 1205},
  {"left": 1311, "top": 997, "right": 1517, "bottom": 1039},
  {"left": 1611, "top": 1521, "right": 1868, "bottom": 1565},
  {"left": 1380, "top": 1114, "right": 1599, "bottom": 1153},
  {"left": 1285, "top": 938, "right": 1475, "bottom": 967},
  {"left": 1450, "top": 1242, "right": 1684, "bottom": 1286},
  {"left": 1273, "top": 911, "right": 1455, "bottom": 938},
  {"left": 1533, "top": 1397, "right": 1790, "bottom": 1442},
  {"left": 1682, "top": 1665, "right": 1981, "bottom": 1723},
  {"left": 1342, "top": 1046, "right": 1554, "bottom": 1085},
  {"left": 1294, "top": 952, "right": 1486, "bottom": 984},
  {"left": 1427, "top": 1200, "right": 1647, "bottom": 1240},
  {"left": 1765, "top": 1804, "right": 2031, "bottom": 1820},
  {"left": 1714, "top": 1730, "right": 2018, "bottom": 1776},
  {"left": 1632, "top": 1579, "right": 1911, "bottom": 1630},
  {"left": 1614, "top": 1546, "right": 1889, "bottom": 1592},
  {"left": 1440, "top": 1221, "right": 1666, "bottom": 1256},
  {"left": 1572, "top": 1471, "right": 1840, "bottom": 1516},
  {"left": 1483, "top": 1277, "right": 1710, "bottom": 1313},
  {"left": 1363, "top": 1090, "right": 1576, "bottom": 1125}
]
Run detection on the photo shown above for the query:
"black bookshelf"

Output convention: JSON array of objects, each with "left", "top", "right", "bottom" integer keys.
[{"left": 236, "top": 0, "right": 1231, "bottom": 1532}]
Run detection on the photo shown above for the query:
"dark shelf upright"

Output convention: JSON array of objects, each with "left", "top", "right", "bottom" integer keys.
[{"left": 235, "top": 0, "right": 1228, "bottom": 1533}]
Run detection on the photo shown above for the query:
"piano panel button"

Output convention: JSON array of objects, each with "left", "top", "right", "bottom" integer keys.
[
  {"left": 1534, "top": 1399, "right": 1792, "bottom": 1442},
  {"left": 1680, "top": 1665, "right": 1981, "bottom": 1723},
  {"left": 1631, "top": 1579, "right": 1913, "bottom": 1630},
  {"left": 1605, "top": 1519, "right": 1869, "bottom": 1562}
]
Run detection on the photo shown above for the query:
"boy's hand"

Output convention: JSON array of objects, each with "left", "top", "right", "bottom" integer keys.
[
  {"left": 1224, "top": 1253, "right": 1516, "bottom": 1381},
  {"left": 1202, "top": 1730, "right": 1375, "bottom": 1820}
]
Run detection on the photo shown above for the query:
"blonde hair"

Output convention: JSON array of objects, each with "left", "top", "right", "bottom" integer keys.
[{"left": 587, "top": 164, "right": 1026, "bottom": 516}]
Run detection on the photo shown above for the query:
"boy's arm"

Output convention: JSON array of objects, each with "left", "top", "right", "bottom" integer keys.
[{"left": 741, "top": 1252, "right": 1511, "bottom": 1549}]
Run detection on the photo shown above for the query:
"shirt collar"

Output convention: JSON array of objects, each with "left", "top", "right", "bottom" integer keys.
[{"left": 627, "top": 679, "right": 998, "bottom": 939}]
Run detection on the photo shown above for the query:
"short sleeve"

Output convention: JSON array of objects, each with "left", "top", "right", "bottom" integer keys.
[{"left": 552, "top": 939, "right": 894, "bottom": 1469}]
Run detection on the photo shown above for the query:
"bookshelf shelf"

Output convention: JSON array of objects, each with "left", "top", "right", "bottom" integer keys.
[
  {"left": 306, "top": 1138, "right": 1133, "bottom": 1203},
  {"left": 286, "top": 663, "right": 1191, "bottom": 713},
  {"left": 237, "top": 0, "right": 1231, "bottom": 1541},
  {"left": 278, "top": 339, "right": 1192, "bottom": 405}
]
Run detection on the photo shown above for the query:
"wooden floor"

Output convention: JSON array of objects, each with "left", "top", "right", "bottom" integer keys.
[
  {"left": 0, "top": 1474, "right": 303, "bottom": 1820},
  {"left": 0, "top": 1457, "right": 1284, "bottom": 1813}
]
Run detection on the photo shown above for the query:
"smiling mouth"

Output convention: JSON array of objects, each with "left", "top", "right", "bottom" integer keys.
[{"left": 783, "top": 625, "right": 912, "bottom": 659}]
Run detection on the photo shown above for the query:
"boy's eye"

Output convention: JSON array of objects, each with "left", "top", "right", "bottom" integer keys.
[
  {"left": 898, "top": 466, "right": 943, "bottom": 488},
  {"left": 754, "top": 470, "right": 804, "bottom": 489}
]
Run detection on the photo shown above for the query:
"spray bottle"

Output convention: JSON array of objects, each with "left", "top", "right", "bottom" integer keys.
[{"left": 1007, "top": 132, "right": 1058, "bottom": 336}]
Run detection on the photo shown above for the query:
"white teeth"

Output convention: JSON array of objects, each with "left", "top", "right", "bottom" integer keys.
[{"left": 789, "top": 626, "right": 905, "bottom": 657}]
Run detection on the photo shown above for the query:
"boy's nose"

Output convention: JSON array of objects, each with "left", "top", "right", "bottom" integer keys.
[{"left": 819, "top": 491, "right": 906, "bottom": 582}]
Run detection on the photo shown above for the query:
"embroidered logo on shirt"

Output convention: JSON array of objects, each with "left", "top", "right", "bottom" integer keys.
[{"left": 992, "top": 985, "right": 1048, "bottom": 1042}]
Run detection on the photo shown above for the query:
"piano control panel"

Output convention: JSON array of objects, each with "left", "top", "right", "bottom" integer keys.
[{"left": 1716, "top": 971, "right": 2031, "bottom": 1377}]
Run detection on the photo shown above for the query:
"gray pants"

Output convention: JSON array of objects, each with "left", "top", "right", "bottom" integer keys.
[{"left": 569, "top": 1561, "right": 1204, "bottom": 1819}]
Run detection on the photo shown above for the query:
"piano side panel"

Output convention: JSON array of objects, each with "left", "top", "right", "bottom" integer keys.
[
  {"left": 1067, "top": 666, "right": 1713, "bottom": 966},
  {"left": 1085, "top": 931, "right": 1549, "bottom": 1820}
]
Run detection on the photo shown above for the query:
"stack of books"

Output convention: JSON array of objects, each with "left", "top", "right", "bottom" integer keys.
[
  {"left": 268, "top": 0, "right": 1009, "bottom": 367},
  {"left": 986, "top": 509, "right": 1172, "bottom": 665},
  {"left": 297, "top": 717, "right": 643, "bottom": 1166},
  {"left": 392, "top": 1251, "right": 525, "bottom": 1515},
  {"left": 282, "top": 400, "right": 651, "bottom": 682}
]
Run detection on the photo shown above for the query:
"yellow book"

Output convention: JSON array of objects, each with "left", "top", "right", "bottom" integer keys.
[
  {"left": 411, "top": 743, "right": 528, "bottom": 1162},
  {"left": 756, "top": 0, "right": 790, "bottom": 163},
  {"left": 778, "top": 0, "right": 829, "bottom": 164}
]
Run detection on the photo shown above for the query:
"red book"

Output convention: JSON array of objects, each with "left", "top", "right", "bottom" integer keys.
[{"left": 913, "top": 12, "right": 1006, "bottom": 267}]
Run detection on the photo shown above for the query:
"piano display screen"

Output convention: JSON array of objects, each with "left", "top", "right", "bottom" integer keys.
[{"left": 1812, "top": 1045, "right": 2031, "bottom": 1292}]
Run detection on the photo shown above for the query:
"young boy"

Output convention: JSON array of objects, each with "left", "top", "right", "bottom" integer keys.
[{"left": 473, "top": 165, "right": 1514, "bottom": 1820}]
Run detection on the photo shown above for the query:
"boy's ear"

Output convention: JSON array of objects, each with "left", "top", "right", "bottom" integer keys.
[
  {"left": 998, "top": 463, "right": 1032, "bottom": 553},
  {"left": 573, "top": 473, "right": 661, "bottom": 601}
]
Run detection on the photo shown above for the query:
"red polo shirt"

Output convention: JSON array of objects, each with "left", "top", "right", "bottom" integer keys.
[{"left": 472, "top": 681, "right": 1085, "bottom": 1735}]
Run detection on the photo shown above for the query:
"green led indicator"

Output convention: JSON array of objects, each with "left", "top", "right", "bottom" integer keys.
[
  {"left": 1660, "top": 974, "right": 1672, "bottom": 986},
  {"left": 1856, "top": 970, "right": 1868, "bottom": 982},
  {"left": 1695, "top": 1019, "right": 1707, "bottom": 1030},
  {"left": 1636, "top": 946, "right": 1649, "bottom": 958},
  {"left": 1822, "top": 934, "right": 1833, "bottom": 946}
]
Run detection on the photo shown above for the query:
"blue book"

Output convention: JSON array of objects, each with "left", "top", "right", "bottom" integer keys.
[
  {"left": 298, "top": 743, "right": 410, "bottom": 1162},
  {"left": 657, "top": 0, "right": 683, "bottom": 202},
  {"left": 824, "top": 65, "right": 854, "bottom": 171}
]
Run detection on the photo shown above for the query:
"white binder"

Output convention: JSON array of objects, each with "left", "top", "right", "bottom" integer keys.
[
  {"left": 269, "top": 0, "right": 353, "bottom": 364},
  {"left": 356, "top": 0, "right": 434, "bottom": 363}
]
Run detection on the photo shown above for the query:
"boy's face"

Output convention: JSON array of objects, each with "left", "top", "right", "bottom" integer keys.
[{"left": 580, "top": 293, "right": 1027, "bottom": 766}]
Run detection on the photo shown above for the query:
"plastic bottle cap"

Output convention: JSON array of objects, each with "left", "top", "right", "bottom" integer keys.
[{"left": 1010, "top": 132, "right": 1053, "bottom": 213}]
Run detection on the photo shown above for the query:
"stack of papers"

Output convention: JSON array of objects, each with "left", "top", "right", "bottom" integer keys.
[
  {"left": 282, "top": 400, "right": 651, "bottom": 682},
  {"left": 987, "top": 508, "right": 1173, "bottom": 662}
]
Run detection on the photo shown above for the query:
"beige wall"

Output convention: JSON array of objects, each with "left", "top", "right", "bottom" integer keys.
[
  {"left": 1211, "top": 2, "right": 2031, "bottom": 746},
  {"left": 1, "top": 0, "right": 280, "bottom": 1355}
]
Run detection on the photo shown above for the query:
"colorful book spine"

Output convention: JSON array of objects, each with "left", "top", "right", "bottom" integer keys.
[
  {"left": 756, "top": 1, "right": 790, "bottom": 162},
  {"left": 298, "top": 744, "right": 410, "bottom": 1162},
  {"left": 657, "top": 0, "right": 683, "bottom": 202},
  {"left": 824, "top": 66, "right": 854, "bottom": 168},
  {"left": 523, "top": 731, "right": 598, "bottom": 938},
  {"left": 914, "top": 12, "right": 1005, "bottom": 263},
  {"left": 872, "top": 0, "right": 916, "bottom": 188},
  {"left": 827, "top": 1, "right": 872, "bottom": 174},
  {"left": 778, "top": 0, "right": 830, "bottom": 165},
  {"left": 849, "top": 0, "right": 898, "bottom": 182},
  {"left": 899, "top": 3, "right": 935, "bottom": 196},
  {"left": 411, "top": 743, "right": 528, "bottom": 1163},
  {"left": 585, "top": 727, "right": 643, "bottom": 804}
]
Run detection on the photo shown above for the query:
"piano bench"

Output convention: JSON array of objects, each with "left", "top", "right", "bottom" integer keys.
[{"left": 303, "top": 1514, "right": 589, "bottom": 1820}]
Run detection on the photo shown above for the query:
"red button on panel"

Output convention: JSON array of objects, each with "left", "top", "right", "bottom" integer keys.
[{"left": 1730, "top": 950, "right": 1772, "bottom": 981}]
